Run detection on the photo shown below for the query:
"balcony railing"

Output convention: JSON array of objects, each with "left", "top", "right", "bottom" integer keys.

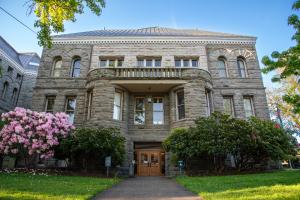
[{"left": 115, "top": 67, "right": 182, "bottom": 78}]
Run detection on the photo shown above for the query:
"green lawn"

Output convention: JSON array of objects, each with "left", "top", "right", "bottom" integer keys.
[
  {"left": 176, "top": 170, "right": 300, "bottom": 200},
  {"left": 0, "top": 172, "right": 119, "bottom": 200}
]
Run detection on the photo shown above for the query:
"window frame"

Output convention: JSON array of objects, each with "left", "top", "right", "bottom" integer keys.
[
  {"left": 113, "top": 91, "right": 123, "bottom": 121},
  {"left": 137, "top": 58, "right": 162, "bottom": 67},
  {"left": 153, "top": 97, "right": 164, "bottom": 125},
  {"left": 237, "top": 57, "right": 248, "bottom": 78},
  {"left": 52, "top": 57, "right": 62, "bottom": 77},
  {"left": 11, "top": 88, "right": 18, "bottom": 105},
  {"left": 1, "top": 82, "right": 9, "bottom": 99},
  {"left": 71, "top": 57, "right": 81, "bottom": 78},
  {"left": 223, "top": 96, "right": 235, "bottom": 117},
  {"left": 134, "top": 97, "right": 145, "bottom": 125},
  {"left": 243, "top": 96, "right": 255, "bottom": 118},
  {"left": 45, "top": 96, "right": 55, "bottom": 113},
  {"left": 65, "top": 96, "right": 76, "bottom": 124},
  {"left": 174, "top": 58, "right": 199, "bottom": 68},
  {"left": 176, "top": 90, "right": 185, "bottom": 120},
  {"left": 99, "top": 57, "right": 124, "bottom": 68},
  {"left": 205, "top": 89, "right": 213, "bottom": 116},
  {"left": 87, "top": 89, "right": 93, "bottom": 119},
  {"left": 217, "top": 56, "right": 228, "bottom": 78}
]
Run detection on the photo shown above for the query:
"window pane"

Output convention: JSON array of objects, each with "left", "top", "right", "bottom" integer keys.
[
  {"left": 117, "top": 60, "right": 123, "bottom": 67},
  {"left": 153, "top": 112, "right": 164, "bottom": 125},
  {"left": 135, "top": 98, "right": 144, "bottom": 110},
  {"left": 135, "top": 111, "right": 145, "bottom": 124},
  {"left": 100, "top": 60, "right": 107, "bottom": 67},
  {"left": 206, "top": 90, "right": 212, "bottom": 116},
  {"left": 72, "top": 60, "right": 81, "bottom": 77},
  {"left": 146, "top": 59, "right": 152, "bottom": 67},
  {"left": 191, "top": 60, "right": 198, "bottom": 67},
  {"left": 177, "top": 91, "right": 185, "bottom": 120},
  {"left": 238, "top": 60, "right": 246, "bottom": 78},
  {"left": 244, "top": 98, "right": 254, "bottom": 118},
  {"left": 183, "top": 59, "right": 189, "bottom": 67},
  {"left": 155, "top": 60, "right": 161, "bottom": 67},
  {"left": 46, "top": 97, "right": 55, "bottom": 112},
  {"left": 66, "top": 98, "right": 76, "bottom": 111},
  {"left": 153, "top": 97, "right": 164, "bottom": 124},
  {"left": 108, "top": 60, "right": 115, "bottom": 67},
  {"left": 137, "top": 60, "right": 144, "bottom": 67},
  {"left": 53, "top": 59, "right": 62, "bottom": 77},
  {"left": 223, "top": 97, "right": 233, "bottom": 116},
  {"left": 113, "top": 105, "right": 121, "bottom": 120},
  {"left": 218, "top": 60, "right": 227, "bottom": 77},
  {"left": 113, "top": 92, "right": 122, "bottom": 120},
  {"left": 66, "top": 112, "right": 75, "bottom": 124},
  {"left": 175, "top": 60, "right": 181, "bottom": 67}
]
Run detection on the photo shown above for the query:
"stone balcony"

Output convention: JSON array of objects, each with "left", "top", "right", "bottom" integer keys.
[{"left": 87, "top": 67, "right": 212, "bottom": 81}]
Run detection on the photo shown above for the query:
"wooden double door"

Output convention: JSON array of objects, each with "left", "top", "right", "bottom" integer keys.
[{"left": 136, "top": 150, "right": 164, "bottom": 176}]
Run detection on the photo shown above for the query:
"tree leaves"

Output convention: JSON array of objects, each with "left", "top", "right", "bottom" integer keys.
[{"left": 30, "top": 0, "right": 105, "bottom": 48}]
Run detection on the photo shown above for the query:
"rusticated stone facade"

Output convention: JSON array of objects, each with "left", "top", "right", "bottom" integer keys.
[
  {"left": 32, "top": 27, "right": 269, "bottom": 176},
  {"left": 0, "top": 36, "right": 40, "bottom": 114}
]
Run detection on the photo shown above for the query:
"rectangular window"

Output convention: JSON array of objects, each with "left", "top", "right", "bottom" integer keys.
[
  {"left": 7, "top": 66, "right": 13, "bottom": 74},
  {"left": 99, "top": 57, "right": 124, "bottom": 68},
  {"left": 113, "top": 91, "right": 122, "bottom": 120},
  {"left": 175, "top": 58, "right": 199, "bottom": 67},
  {"left": 134, "top": 97, "right": 145, "bottom": 124},
  {"left": 137, "top": 58, "right": 162, "bottom": 67},
  {"left": 45, "top": 96, "right": 55, "bottom": 113},
  {"left": 223, "top": 96, "right": 234, "bottom": 117},
  {"left": 205, "top": 89, "right": 213, "bottom": 116},
  {"left": 243, "top": 97, "right": 255, "bottom": 118},
  {"left": 153, "top": 97, "right": 164, "bottom": 125},
  {"left": 176, "top": 91, "right": 185, "bottom": 120},
  {"left": 65, "top": 97, "right": 76, "bottom": 124},
  {"left": 87, "top": 90, "right": 93, "bottom": 119},
  {"left": 16, "top": 73, "right": 22, "bottom": 80}
]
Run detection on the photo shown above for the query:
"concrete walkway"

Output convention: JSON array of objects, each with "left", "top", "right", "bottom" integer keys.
[{"left": 94, "top": 176, "right": 201, "bottom": 200}]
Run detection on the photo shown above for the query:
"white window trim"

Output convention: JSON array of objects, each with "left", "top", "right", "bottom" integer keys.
[
  {"left": 99, "top": 58, "right": 123, "bottom": 68},
  {"left": 113, "top": 91, "right": 123, "bottom": 121},
  {"left": 243, "top": 96, "right": 255, "bottom": 117},
  {"left": 237, "top": 58, "right": 248, "bottom": 78},
  {"left": 134, "top": 97, "right": 145, "bottom": 125},
  {"left": 137, "top": 58, "right": 161, "bottom": 67},
  {"left": 153, "top": 97, "right": 164, "bottom": 125},
  {"left": 223, "top": 96, "right": 235, "bottom": 117},
  {"left": 175, "top": 58, "right": 199, "bottom": 68},
  {"left": 176, "top": 90, "right": 185, "bottom": 120}
]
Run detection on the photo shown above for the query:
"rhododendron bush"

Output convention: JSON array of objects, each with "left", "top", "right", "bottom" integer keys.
[{"left": 0, "top": 107, "right": 74, "bottom": 160}]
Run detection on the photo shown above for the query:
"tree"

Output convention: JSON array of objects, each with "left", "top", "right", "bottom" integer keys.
[
  {"left": 163, "top": 112, "right": 297, "bottom": 173},
  {"left": 27, "top": 0, "right": 105, "bottom": 48},
  {"left": 0, "top": 107, "right": 74, "bottom": 166},
  {"left": 57, "top": 127, "right": 125, "bottom": 171},
  {"left": 262, "top": 0, "right": 300, "bottom": 114},
  {"left": 266, "top": 77, "right": 300, "bottom": 134}
]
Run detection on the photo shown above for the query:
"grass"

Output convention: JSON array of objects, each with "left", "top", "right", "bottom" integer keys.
[
  {"left": 0, "top": 172, "right": 119, "bottom": 200},
  {"left": 176, "top": 170, "right": 300, "bottom": 200}
]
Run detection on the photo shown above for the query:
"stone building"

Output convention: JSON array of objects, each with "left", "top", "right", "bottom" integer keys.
[
  {"left": 0, "top": 36, "right": 40, "bottom": 114},
  {"left": 32, "top": 27, "right": 269, "bottom": 176}
]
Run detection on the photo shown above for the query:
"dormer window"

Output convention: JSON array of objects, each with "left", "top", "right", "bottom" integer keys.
[
  {"left": 99, "top": 57, "right": 124, "bottom": 68},
  {"left": 175, "top": 57, "right": 198, "bottom": 67},
  {"left": 137, "top": 57, "right": 161, "bottom": 67}
]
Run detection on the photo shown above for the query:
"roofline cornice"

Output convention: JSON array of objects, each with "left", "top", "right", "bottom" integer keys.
[
  {"left": 52, "top": 36, "right": 257, "bottom": 45},
  {"left": 0, "top": 49, "right": 38, "bottom": 76}
]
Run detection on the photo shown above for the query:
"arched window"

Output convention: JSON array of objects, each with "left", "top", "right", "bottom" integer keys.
[
  {"left": 71, "top": 57, "right": 81, "bottom": 77},
  {"left": 217, "top": 56, "right": 227, "bottom": 77},
  {"left": 52, "top": 57, "right": 62, "bottom": 77},
  {"left": 237, "top": 57, "right": 247, "bottom": 78},
  {"left": 1, "top": 82, "right": 9, "bottom": 99},
  {"left": 12, "top": 88, "right": 18, "bottom": 104}
]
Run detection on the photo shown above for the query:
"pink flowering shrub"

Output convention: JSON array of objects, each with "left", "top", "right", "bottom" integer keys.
[{"left": 0, "top": 107, "right": 74, "bottom": 160}]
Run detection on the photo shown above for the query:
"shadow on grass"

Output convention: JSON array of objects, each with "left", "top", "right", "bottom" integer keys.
[{"left": 176, "top": 170, "right": 300, "bottom": 200}]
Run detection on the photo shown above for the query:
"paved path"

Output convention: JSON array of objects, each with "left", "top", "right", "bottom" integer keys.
[{"left": 94, "top": 176, "right": 201, "bottom": 200}]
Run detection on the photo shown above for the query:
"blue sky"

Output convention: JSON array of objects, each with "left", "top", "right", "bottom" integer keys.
[{"left": 0, "top": 0, "right": 296, "bottom": 88}]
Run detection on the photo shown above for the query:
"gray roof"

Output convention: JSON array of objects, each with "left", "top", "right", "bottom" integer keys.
[
  {"left": 53, "top": 26, "right": 254, "bottom": 39},
  {"left": 0, "top": 36, "right": 40, "bottom": 71}
]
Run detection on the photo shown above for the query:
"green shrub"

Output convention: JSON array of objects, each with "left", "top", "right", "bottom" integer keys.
[
  {"left": 56, "top": 127, "right": 125, "bottom": 171},
  {"left": 163, "top": 112, "right": 297, "bottom": 172}
]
